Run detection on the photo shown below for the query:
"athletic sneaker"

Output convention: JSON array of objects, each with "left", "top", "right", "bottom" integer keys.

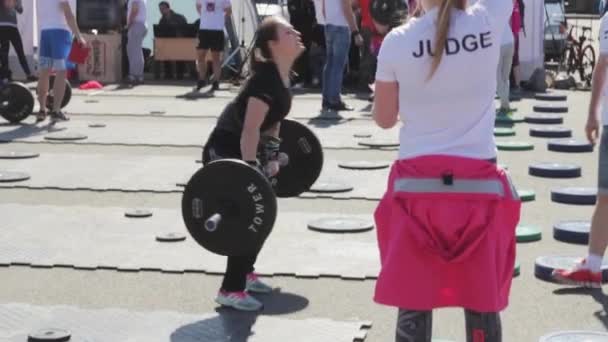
[
  {"left": 552, "top": 260, "right": 602, "bottom": 288},
  {"left": 246, "top": 273, "right": 273, "bottom": 294},
  {"left": 35, "top": 111, "right": 47, "bottom": 123},
  {"left": 211, "top": 81, "right": 220, "bottom": 91},
  {"left": 50, "top": 111, "right": 69, "bottom": 124},
  {"left": 215, "top": 290, "right": 263, "bottom": 311},
  {"left": 195, "top": 80, "right": 207, "bottom": 92}
]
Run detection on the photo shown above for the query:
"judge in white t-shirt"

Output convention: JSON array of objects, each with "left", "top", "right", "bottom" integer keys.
[
  {"left": 195, "top": 0, "right": 231, "bottom": 92},
  {"left": 126, "top": 0, "right": 148, "bottom": 85}
]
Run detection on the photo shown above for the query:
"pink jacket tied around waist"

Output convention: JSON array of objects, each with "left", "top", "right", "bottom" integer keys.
[{"left": 374, "top": 155, "right": 521, "bottom": 312}]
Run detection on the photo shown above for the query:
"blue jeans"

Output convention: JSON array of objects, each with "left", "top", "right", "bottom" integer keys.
[{"left": 322, "top": 24, "right": 351, "bottom": 105}]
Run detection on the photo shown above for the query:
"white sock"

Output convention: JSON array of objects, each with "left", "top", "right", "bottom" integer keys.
[{"left": 585, "top": 254, "right": 604, "bottom": 273}]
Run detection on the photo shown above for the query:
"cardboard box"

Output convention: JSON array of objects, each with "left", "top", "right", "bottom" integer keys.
[{"left": 77, "top": 33, "right": 123, "bottom": 83}]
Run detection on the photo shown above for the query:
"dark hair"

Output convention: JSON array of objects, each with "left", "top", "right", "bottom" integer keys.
[
  {"left": 249, "top": 17, "right": 281, "bottom": 71},
  {"left": 159, "top": 1, "right": 170, "bottom": 8}
]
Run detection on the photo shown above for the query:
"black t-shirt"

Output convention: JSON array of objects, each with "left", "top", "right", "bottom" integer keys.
[{"left": 209, "top": 62, "right": 292, "bottom": 153}]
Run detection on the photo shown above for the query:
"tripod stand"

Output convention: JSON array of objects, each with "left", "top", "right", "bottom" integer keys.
[{"left": 222, "top": 0, "right": 259, "bottom": 82}]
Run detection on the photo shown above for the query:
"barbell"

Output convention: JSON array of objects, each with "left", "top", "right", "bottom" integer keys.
[
  {"left": 0, "top": 77, "right": 73, "bottom": 124},
  {"left": 182, "top": 119, "right": 324, "bottom": 256}
]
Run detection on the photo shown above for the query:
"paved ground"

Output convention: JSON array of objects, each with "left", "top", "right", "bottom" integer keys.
[{"left": 0, "top": 81, "right": 607, "bottom": 342}]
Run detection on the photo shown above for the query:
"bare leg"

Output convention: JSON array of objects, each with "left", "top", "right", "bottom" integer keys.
[
  {"left": 36, "top": 69, "right": 51, "bottom": 113},
  {"left": 211, "top": 51, "right": 222, "bottom": 85},
  {"left": 465, "top": 309, "right": 502, "bottom": 342},
  {"left": 197, "top": 49, "right": 209, "bottom": 81},
  {"left": 51, "top": 70, "right": 67, "bottom": 113},
  {"left": 589, "top": 195, "right": 608, "bottom": 256}
]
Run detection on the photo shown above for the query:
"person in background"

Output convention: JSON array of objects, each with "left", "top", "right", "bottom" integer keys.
[
  {"left": 310, "top": 0, "right": 325, "bottom": 87},
  {"left": 0, "top": 0, "right": 35, "bottom": 83},
  {"left": 158, "top": 1, "right": 187, "bottom": 80},
  {"left": 35, "top": 0, "right": 86, "bottom": 124},
  {"left": 195, "top": 0, "right": 231, "bottom": 92},
  {"left": 510, "top": 0, "right": 523, "bottom": 93},
  {"left": 126, "top": 0, "right": 148, "bottom": 85},
  {"left": 288, "top": 0, "right": 316, "bottom": 88},
  {"left": 496, "top": 1, "right": 515, "bottom": 116}
]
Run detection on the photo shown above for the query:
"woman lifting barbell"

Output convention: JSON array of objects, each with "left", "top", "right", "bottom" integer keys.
[
  {"left": 372, "top": 0, "right": 520, "bottom": 341},
  {"left": 201, "top": 16, "right": 304, "bottom": 312}
]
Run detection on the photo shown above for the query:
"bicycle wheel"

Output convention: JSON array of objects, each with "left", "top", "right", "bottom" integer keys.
[
  {"left": 580, "top": 45, "right": 596, "bottom": 87},
  {"left": 559, "top": 47, "right": 576, "bottom": 75}
]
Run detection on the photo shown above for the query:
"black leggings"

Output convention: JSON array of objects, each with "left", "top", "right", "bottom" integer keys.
[
  {"left": 203, "top": 136, "right": 261, "bottom": 292},
  {"left": 395, "top": 309, "right": 502, "bottom": 342},
  {"left": 0, "top": 26, "right": 31, "bottom": 79}
]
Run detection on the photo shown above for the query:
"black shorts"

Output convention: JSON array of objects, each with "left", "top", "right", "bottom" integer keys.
[{"left": 197, "top": 29, "right": 225, "bottom": 52}]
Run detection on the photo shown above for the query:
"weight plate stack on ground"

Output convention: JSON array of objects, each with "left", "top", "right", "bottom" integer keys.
[
  {"left": 0, "top": 171, "right": 30, "bottom": 182},
  {"left": 534, "top": 93, "right": 568, "bottom": 101},
  {"left": 553, "top": 220, "right": 590, "bottom": 245},
  {"left": 182, "top": 159, "right": 277, "bottom": 256},
  {"left": 494, "top": 127, "right": 515, "bottom": 137},
  {"left": 272, "top": 119, "right": 324, "bottom": 198},
  {"left": 0, "top": 82, "right": 34, "bottom": 123},
  {"left": 534, "top": 255, "right": 608, "bottom": 283},
  {"left": 529, "top": 126, "right": 572, "bottom": 138},
  {"left": 533, "top": 104, "right": 568, "bottom": 113},
  {"left": 496, "top": 141, "right": 534, "bottom": 151},
  {"left": 548, "top": 139, "right": 594, "bottom": 153},
  {"left": 0, "top": 151, "right": 39, "bottom": 159},
  {"left": 125, "top": 209, "right": 153, "bottom": 218},
  {"left": 338, "top": 161, "right": 389, "bottom": 170},
  {"left": 551, "top": 187, "right": 597, "bottom": 205},
  {"left": 516, "top": 225, "right": 542, "bottom": 242},
  {"left": 44, "top": 133, "right": 88, "bottom": 141},
  {"left": 307, "top": 217, "right": 375, "bottom": 233},
  {"left": 27, "top": 328, "right": 71, "bottom": 342},
  {"left": 540, "top": 331, "right": 608, "bottom": 341},
  {"left": 156, "top": 232, "right": 187, "bottom": 242},
  {"left": 528, "top": 162, "right": 581, "bottom": 178},
  {"left": 524, "top": 114, "right": 564, "bottom": 125}
]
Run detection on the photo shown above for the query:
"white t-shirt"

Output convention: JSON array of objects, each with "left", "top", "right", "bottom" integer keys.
[
  {"left": 324, "top": 0, "right": 348, "bottom": 27},
  {"left": 376, "top": 0, "right": 512, "bottom": 160},
  {"left": 197, "top": 0, "right": 231, "bottom": 31},
  {"left": 313, "top": 0, "right": 325, "bottom": 25},
  {"left": 128, "top": 0, "right": 148, "bottom": 24},
  {"left": 37, "top": 0, "right": 69, "bottom": 31},
  {"left": 599, "top": 13, "right": 608, "bottom": 125}
]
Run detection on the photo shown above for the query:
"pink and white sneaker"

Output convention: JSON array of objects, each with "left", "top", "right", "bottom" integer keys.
[{"left": 552, "top": 259, "right": 602, "bottom": 288}]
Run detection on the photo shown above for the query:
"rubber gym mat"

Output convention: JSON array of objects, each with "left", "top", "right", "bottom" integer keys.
[
  {"left": 0, "top": 204, "right": 380, "bottom": 279},
  {"left": 0, "top": 303, "right": 371, "bottom": 342}
]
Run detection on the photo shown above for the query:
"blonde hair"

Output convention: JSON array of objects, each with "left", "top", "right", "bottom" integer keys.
[{"left": 429, "top": 0, "right": 467, "bottom": 79}]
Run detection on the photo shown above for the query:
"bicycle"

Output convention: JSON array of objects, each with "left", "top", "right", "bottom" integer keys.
[{"left": 559, "top": 24, "right": 596, "bottom": 87}]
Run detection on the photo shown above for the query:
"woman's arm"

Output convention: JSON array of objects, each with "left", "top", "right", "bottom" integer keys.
[
  {"left": 372, "top": 81, "right": 399, "bottom": 129},
  {"left": 241, "top": 97, "right": 270, "bottom": 162}
]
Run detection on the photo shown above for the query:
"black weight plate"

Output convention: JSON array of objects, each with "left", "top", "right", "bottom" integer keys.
[
  {"left": 0, "top": 151, "right": 39, "bottom": 159},
  {"left": 533, "top": 104, "right": 568, "bottom": 113},
  {"left": 548, "top": 139, "right": 594, "bottom": 153},
  {"left": 553, "top": 220, "right": 590, "bottom": 245},
  {"left": 307, "top": 217, "right": 374, "bottom": 233},
  {"left": 88, "top": 123, "right": 106, "bottom": 128},
  {"left": 534, "top": 93, "right": 568, "bottom": 101},
  {"left": 28, "top": 328, "right": 71, "bottom": 342},
  {"left": 44, "top": 76, "right": 72, "bottom": 109},
  {"left": 338, "top": 161, "right": 389, "bottom": 170},
  {"left": 0, "top": 82, "right": 34, "bottom": 123},
  {"left": 44, "top": 133, "right": 88, "bottom": 141},
  {"left": 0, "top": 170, "right": 30, "bottom": 182},
  {"left": 528, "top": 162, "right": 581, "bottom": 178},
  {"left": 156, "top": 232, "right": 187, "bottom": 242},
  {"left": 529, "top": 126, "right": 572, "bottom": 138},
  {"left": 551, "top": 187, "right": 597, "bottom": 205},
  {"left": 358, "top": 140, "right": 399, "bottom": 148},
  {"left": 524, "top": 114, "right": 564, "bottom": 125},
  {"left": 540, "top": 331, "right": 608, "bottom": 341},
  {"left": 309, "top": 180, "right": 354, "bottom": 193},
  {"left": 534, "top": 255, "right": 608, "bottom": 283},
  {"left": 353, "top": 132, "right": 372, "bottom": 138},
  {"left": 273, "top": 119, "right": 324, "bottom": 198},
  {"left": 182, "top": 159, "right": 277, "bottom": 256},
  {"left": 125, "top": 209, "right": 153, "bottom": 218}
]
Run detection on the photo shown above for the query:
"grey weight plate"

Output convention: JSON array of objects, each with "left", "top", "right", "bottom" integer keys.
[
  {"left": 551, "top": 187, "right": 597, "bottom": 205},
  {"left": 338, "top": 161, "right": 390, "bottom": 170},
  {"left": 524, "top": 114, "right": 564, "bottom": 125},
  {"left": 529, "top": 126, "right": 572, "bottom": 138},
  {"left": 548, "top": 139, "right": 594, "bottom": 153},
  {"left": 528, "top": 162, "right": 581, "bottom": 178},
  {"left": 533, "top": 104, "right": 568, "bottom": 113},
  {"left": 0, "top": 170, "right": 30, "bottom": 182},
  {"left": 358, "top": 140, "right": 399, "bottom": 148},
  {"left": 28, "top": 328, "right": 71, "bottom": 342},
  {"left": 0, "top": 151, "right": 39, "bottom": 159},
  {"left": 156, "top": 232, "right": 187, "bottom": 242},
  {"left": 44, "top": 132, "right": 88, "bottom": 141},
  {"left": 353, "top": 132, "right": 372, "bottom": 138},
  {"left": 553, "top": 220, "right": 590, "bottom": 245},
  {"left": 309, "top": 181, "right": 354, "bottom": 193},
  {"left": 534, "top": 93, "right": 568, "bottom": 101},
  {"left": 307, "top": 217, "right": 374, "bottom": 233},
  {"left": 88, "top": 123, "right": 106, "bottom": 128},
  {"left": 540, "top": 331, "right": 608, "bottom": 341},
  {"left": 125, "top": 209, "right": 153, "bottom": 218}
]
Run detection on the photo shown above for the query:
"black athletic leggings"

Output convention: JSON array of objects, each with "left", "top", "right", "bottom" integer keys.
[
  {"left": 0, "top": 26, "right": 31, "bottom": 79},
  {"left": 395, "top": 309, "right": 502, "bottom": 342},
  {"left": 203, "top": 132, "right": 261, "bottom": 292}
]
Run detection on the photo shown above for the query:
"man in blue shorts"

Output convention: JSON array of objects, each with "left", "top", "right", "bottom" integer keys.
[{"left": 35, "top": 0, "right": 85, "bottom": 123}]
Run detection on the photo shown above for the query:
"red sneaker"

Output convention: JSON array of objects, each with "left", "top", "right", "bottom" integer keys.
[{"left": 552, "top": 262, "right": 602, "bottom": 288}]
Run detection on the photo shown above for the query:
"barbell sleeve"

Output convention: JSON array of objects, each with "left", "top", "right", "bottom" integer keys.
[{"left": 205, "top": 213, "right": 222, "bottom": 232}]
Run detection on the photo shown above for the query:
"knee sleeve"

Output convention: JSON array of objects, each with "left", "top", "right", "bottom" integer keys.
[
  {"left": 465, "top": 310, "right": 502, "bottom": 342},
  {"left": 395, "top": 309, "right": 432, "bottom": 342}
]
